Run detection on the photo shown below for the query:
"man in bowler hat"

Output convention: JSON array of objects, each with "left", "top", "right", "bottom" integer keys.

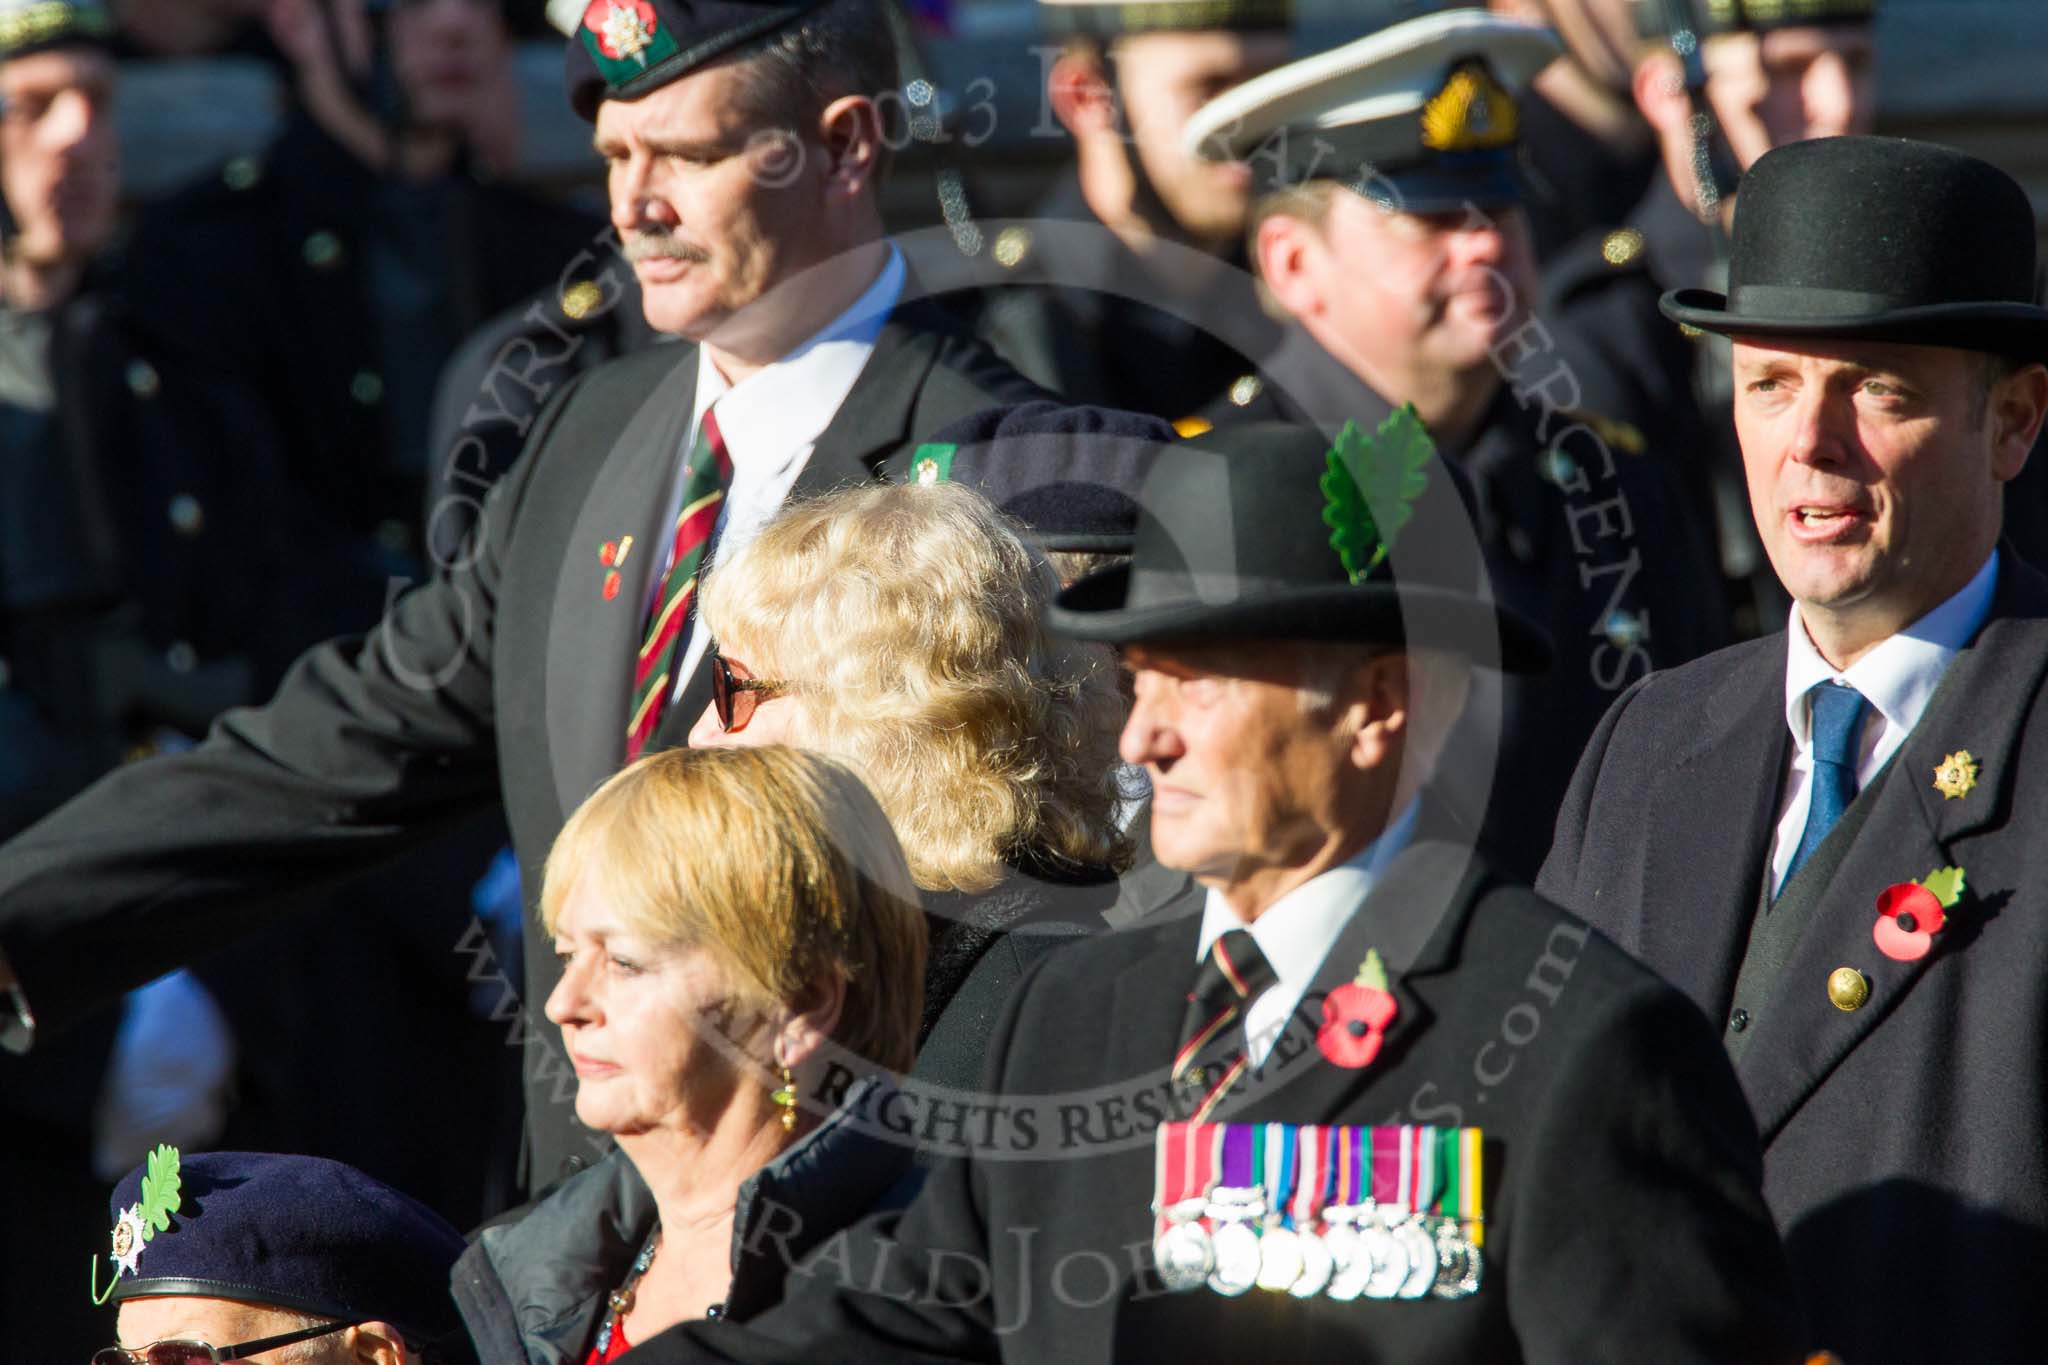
[
  {"left": 1540, "top": 135, "right": 2048, "bottom": 1363},
  {"left": 0, "top": 0, "right": 1046, "bottom": 1195},
  {"left": 638, "top": 423, "right": 1805, "bottom": 1363}
]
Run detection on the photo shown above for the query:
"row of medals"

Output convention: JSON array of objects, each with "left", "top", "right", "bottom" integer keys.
[{"left": 1155, "top": 1186, "right": 1482, "bottom": 1301}]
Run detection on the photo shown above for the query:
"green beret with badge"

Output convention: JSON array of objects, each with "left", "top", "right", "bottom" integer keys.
[{"left": 565, "top": 0, "right": 833, "bottom": 120}]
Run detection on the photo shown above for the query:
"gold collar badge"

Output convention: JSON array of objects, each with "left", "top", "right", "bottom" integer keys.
[{"left": 1932, "top": 750, "right": 1979, "bottom": 800}]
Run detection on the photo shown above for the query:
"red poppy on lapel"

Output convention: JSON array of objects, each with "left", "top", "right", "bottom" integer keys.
[
  {"left": 1874, "top": 865, "right": 1965, "bottom": 962},
  {"left": 599, "top": 536, "right": 634, "bottom": 600},
  {"left": 1318, "top": 949, "right": 1397, "bottom": 1069}
]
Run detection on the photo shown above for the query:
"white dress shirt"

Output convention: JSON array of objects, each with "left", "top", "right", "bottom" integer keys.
[
  {"left": 1768, "top": 551, "right": 1998, "bottom": 893},
  {"left": 649, "top": 245, "right": 906, "bottom": 706},
  {"left": 1196, "top": 798, "right": 1421, "bottom": 1067}
]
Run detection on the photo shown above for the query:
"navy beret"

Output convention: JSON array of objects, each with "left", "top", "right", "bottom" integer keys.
[
  {"left": 910, "top": 401, "right": 1177, "bottom": 553},
  {"left": 565, "top": 0, "right": 829, "bottom": 121},
  {"left": 103, "top": 1151, "right": 468, "bottom": 1347}
]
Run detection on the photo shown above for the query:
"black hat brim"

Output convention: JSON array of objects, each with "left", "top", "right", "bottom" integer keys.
[
  {"left": 1044, "top": 566, "right": 1554, "bottom": 674},
  {"left": 1660, "top": 289, "right": 2048, "bottom": 363}
]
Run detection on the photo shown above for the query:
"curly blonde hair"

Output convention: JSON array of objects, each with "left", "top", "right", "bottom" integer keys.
[{"left": 701, "top": 483, "right": 1131, "bottom": 893}]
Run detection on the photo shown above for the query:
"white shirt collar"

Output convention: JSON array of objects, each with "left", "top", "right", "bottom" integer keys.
[
  {"left": 1783, "top": 550, "right": 1999, "bottom": 748},
  {"left": 688, "top": 244, "right": 904, "bottom": 470},
  {"left": 1196, "top": 797, "right": 1422, "bottom": 984}
]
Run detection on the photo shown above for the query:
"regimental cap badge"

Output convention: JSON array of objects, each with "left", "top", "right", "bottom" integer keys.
[
  {"left": 1320, "top": 405, "right": 1434, "bottom": 584},
  {"left": 1419, "top": 61, "right": 1519, "bottom": 154},
  {"left": 580, "top": 0, "right": 679, "bottom": 84},
  {"left": 910, "top": 443, "right": 956, "bottom": 486},
  {"left": 91, "top": 1144, "right": 181, "bottom": 1304},
  {"left": 1932, "top": 750, "right": 1979, "bottom": 800}
]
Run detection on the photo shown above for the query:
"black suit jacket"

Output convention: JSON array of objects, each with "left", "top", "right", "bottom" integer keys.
[
  {"left": 0, "top": 298, "right": 1045, "bottom": 1189},
  {"left": 1538, "top": 552, "right": 2048, "bottom": 1363},
  {"left": 646, "top": 840, "right": 1803, "bottom": 1364}
]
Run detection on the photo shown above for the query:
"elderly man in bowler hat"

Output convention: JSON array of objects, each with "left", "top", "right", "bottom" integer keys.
[
  {"left": 1540, "top": 135, "right": 2048, "bottom": 1363},
  {"left": 90, "top": 1149, "right": 471, "bottom": 1364},
  {"left": 637, "top": 421, "right": 1805, "bottom": 1363},
  {"left": 0, "top": 0, "right": 1052, "bottom": 1194}
]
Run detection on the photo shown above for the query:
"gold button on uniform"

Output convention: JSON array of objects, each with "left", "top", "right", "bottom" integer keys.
[
  {"left": 1600, "top": 228, "right": 1644, "bottom": 267},
  {"left": 561, "top": 280, "right": 604, "bottom": 320},
  {"left": 1828, "top": 967, "right": 1870, "bottom": 1012}
]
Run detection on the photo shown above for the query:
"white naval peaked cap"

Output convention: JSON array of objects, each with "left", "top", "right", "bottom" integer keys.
[{"left": 1182, "top": 7, "right": 1558, "bottom": 167}]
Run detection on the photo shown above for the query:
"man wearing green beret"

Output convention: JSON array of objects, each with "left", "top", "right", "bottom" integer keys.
[{"left": 0, "top": 0, "right": 1044, "bottom": 1195}]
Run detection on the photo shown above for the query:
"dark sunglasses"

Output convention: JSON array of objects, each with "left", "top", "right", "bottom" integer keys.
[
  {"left": 710, "top": 650, "right": 790, "bottom": 733},
  {"left": 93, "top": 1318, "right": 358, "bottom": 1365}
]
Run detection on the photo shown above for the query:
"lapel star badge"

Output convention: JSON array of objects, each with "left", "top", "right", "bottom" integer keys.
[
  {"left": 1873, "top": 865, "right": 1966, "bottom": 962},
  {"left": 1317, "top": 949, "right": 1397, "bottom": 1069},
  {"left": 1932, "top": 750, "right": 1979, "bottom": 800},
  {"left": 91, "top": 1144, "right": 182, "bottom": 1304}
]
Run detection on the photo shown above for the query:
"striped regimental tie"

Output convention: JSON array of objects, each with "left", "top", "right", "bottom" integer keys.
[
  {"left": 626, "top": 407, "right": 733, "bottom": 760},
  {"left": 1173, "top": 929, "right": 1279, "bottom": 1124}
]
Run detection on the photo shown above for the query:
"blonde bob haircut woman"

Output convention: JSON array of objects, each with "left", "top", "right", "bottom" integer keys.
[
  {"left": 539, "top": 745, "right": 925, "bottom": 1074},
  {"left": 700, "top": 482, "right": 1130, "bottom": 894}
]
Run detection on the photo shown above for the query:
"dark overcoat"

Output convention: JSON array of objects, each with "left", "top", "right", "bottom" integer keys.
[
  {"left": 0, "top": 300, "right": 1045, "bottom": 1190},
  {"left": 1538, "top": 552, "right": 2048, "bottom": 1363},
  {"left": 641, "top": 839, "right": 1806, "bottom": 1365}
]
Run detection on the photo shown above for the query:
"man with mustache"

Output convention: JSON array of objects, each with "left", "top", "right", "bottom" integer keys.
[
  {"left": 1539, "top": 136, "right": 2048, "bottom": 1362},
  {"left": 1184, "top": 9, "right": 1726, "bottom": 881},
  {"left": 0, "top": 0, "right": 1044, "bottom": 1196}
]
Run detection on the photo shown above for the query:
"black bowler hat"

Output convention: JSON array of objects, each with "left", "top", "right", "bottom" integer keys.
[
  {"left": 908, "top": 401, "right": 1178, "bottom": 553},
  {"left": 565, "top": 0, "right": 829, "bottom": 121},
  {"left": 1044, "top": 415, "right": 1552, "bottom": 672},
  {"left": 1661, "top": 137, "right": 2048, "bottom": 362},
  {"left": 98, "top": 1149, "right": 469, "bottom": 1350}
]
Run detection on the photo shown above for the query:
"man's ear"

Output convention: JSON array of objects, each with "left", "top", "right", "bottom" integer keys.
[
  {"left": 1630, "top": 49, "right": 1688, "bottom": 139},
  {"left": 1345, "top": 652, "right": 1412, "bottom": 773},
  {"left": 817, "top": 94, "right": 885, "bottom": 201},
  {"left": 1048, "top": 47, "right": 1118, "bottom": 139},
  {"left": 1991, "top": 363, "right": 2048, "bottom": 483},
  {"left": 1256, "top": 211, "right": 1323, "bottom": 320},
  {"left": 348, "top": 1321, "right": 409, "bottom": 1365}
]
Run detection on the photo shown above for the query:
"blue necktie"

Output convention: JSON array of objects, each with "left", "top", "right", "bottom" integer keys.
[{"left": 1782, "top": 681, "right": 1870, "bottom": 889}]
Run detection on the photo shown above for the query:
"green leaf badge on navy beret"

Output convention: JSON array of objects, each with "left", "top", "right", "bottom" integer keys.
[
  {"left": 92, "top": 1144, "right": 181, "bottom": 1304},
  {"left": 1320, "top": 404, "right": 1434, "bottom": 584}
]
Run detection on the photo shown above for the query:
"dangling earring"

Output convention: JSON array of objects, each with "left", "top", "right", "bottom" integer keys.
[{"left": 772, "top": 1061, "right": 797, "bottom": 1132}]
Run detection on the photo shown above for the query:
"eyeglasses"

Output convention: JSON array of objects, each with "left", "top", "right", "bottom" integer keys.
[
  {"left": 710, "top": 650, "right": 790, "bottom": 733},
  {"left": 93, "top": 1319, "right": 358, "bottom": 1365}
]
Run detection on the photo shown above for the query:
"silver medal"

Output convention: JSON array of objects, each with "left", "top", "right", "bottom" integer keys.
[
  {"left": 1431, "top": 1221, "right": 1483, "bottom": 1300},
  {"left": 1155, "top": 1220, "right": 1214, "bottom": 1293},
  {"left": 1208, "top": 1219, "right": 1262, "bottom": 1297},
  {"left": 1288, "top": 1227, "right": 1335, "bottom": 1299},
  {"left": 1361, "top": 1218, "right": 1407, "bottom": 1300},
  {"left": 1394, "top": 1218, "right": 1437, "bottom": 1299},
  {"left": 1322, "top": 1220, "right": 1368, "bottom": 1302},
  {"left": 1254, "top": 1224, "right": 1303, "bottom": 1293}
]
